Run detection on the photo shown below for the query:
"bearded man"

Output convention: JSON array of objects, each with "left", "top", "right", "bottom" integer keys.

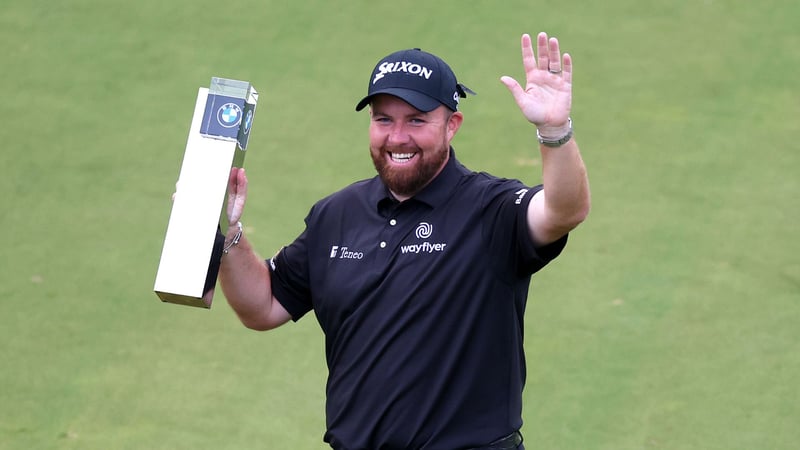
[{"left": 218, "top": 32, "right": 590, "bottom": 450}]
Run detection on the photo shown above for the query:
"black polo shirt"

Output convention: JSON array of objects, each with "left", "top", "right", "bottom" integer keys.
[{"left": 269, "top": 149, "right": 567, "bottom": 450}]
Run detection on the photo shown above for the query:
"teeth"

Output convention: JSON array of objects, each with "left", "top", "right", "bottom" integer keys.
[{"left": 391, "top": 152, "right": 415, "bottom": 162}]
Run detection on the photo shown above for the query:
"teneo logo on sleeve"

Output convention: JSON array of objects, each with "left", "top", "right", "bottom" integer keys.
[{"left": 514, "top": 188, "right": 529, "bottom": 205}]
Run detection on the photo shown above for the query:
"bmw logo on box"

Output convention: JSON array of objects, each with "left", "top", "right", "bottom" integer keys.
[
  {"left": 200, "top": 94, "right": 246, "bottom": 141},
  {"left": 217, "top": 103, "right": 242, "bottom": 128}
]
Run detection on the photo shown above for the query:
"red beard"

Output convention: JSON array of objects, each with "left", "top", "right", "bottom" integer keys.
[{"left": 370, "top": 145, "right": 448, "bottom": 198}]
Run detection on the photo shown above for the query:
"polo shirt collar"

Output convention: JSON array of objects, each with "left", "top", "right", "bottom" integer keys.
[
  {"left": 412, "top": 147, "right": 465, "bottom": 207},
  {"left": 371, "top": 147, "right": 466, "bottom": 211}
]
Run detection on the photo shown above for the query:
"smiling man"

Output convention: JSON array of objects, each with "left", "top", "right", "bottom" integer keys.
[
  {"left": 365, "top": 95, "right": 460, "bottom": 201},
  {"left": 218, "top": 33, "right": 590, "bottom": 450},
  {"left": 356, "top": 48, "right": 467, "bottom": 202}
]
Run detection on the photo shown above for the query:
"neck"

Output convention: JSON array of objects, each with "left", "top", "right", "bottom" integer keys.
[{"left": 390, "top": 190, "right": 412, "bottom": 203}]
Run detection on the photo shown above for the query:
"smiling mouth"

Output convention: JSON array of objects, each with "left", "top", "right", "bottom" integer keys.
[{"left": 389, "top": 152, "right": 417, "bottom": 163}]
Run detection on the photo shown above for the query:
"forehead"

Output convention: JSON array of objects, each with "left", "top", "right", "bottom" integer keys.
[{"left": 370, "top": 95, "right": 447, "bottom": 117}]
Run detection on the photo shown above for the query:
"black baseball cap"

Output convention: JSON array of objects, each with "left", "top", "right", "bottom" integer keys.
[{"left": 355, "top": 48, "right": 475, "bottom": 112}]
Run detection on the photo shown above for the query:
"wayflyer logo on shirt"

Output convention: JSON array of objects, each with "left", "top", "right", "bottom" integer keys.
[{"left": 401, "top": 222, "right": 448, "bottom": 255}]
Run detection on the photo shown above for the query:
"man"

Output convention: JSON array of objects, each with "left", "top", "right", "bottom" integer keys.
[{"left": 218, "top": 32, "right": 590, "bottom": 450}]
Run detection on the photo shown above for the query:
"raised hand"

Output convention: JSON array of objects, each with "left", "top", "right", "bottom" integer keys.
[{"left": 500, "top": 32, "right": 572, "bottom": 128}]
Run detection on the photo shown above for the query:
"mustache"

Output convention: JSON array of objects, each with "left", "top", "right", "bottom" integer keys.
[{"left": 379, "top": 144, "right": 420, "bottom": 153}]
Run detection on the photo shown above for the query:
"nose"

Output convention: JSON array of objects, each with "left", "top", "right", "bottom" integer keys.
[{"left": 386, "top": 123, "right": 411, "bottom": 146}]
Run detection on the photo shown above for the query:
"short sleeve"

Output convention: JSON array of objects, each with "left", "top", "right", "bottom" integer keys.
[
  {"left": 269, "top": 228, "right": 314, "bottom": 321},
  {"left": 482, "top": 181, "right": 568, "bottom": 278}
]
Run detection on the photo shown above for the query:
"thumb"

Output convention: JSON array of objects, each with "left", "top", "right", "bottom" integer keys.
[
  {"left": 227, "top": 168, "right": 248, "bottom": 223},
  {"left": 228, "top": 167, "right": 240, "bottom": 193},
  {"left": 500, "top": 75, "right": 525, "bottom": 100}
]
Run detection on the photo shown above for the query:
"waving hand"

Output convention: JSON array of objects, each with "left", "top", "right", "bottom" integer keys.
[{"left": 500, "top": 32, "right": 572, "bottom": 128}]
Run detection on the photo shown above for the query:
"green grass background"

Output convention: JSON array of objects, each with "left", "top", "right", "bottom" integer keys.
[{"left": 1, "top": 0, "right": 798, "bottom": 448}]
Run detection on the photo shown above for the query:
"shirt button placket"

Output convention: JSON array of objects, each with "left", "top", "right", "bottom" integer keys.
[{"left": 379, "top": 218, "right": 395, "bottom": 252}]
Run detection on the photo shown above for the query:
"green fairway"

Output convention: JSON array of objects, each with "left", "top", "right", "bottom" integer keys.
[{"left": 1, "top": 0, "right": 798, "bottom": 448}]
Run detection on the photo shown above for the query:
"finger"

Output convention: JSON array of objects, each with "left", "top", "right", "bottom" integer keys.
[
  {"left": 536, "top": 32, "right": 549, "bottom": 71},
  {"left": 228, "top": 167, "right": 239, "bottom": 194},
  {"left": 548, "top": 37, "right": 562, "bottom": 73},
  {"left": 520, "top": 34, "right": 537, "bottom": 77},
  {"left": 227, "top": 168, "right": 247, "bottom": 223},
  {"left": 237, "top": 169, "right": 248, "bottom": 199},
  {"left": 500, "top": 75, "right": 524, "bottom": 100},
  {"left": 562, "top": 53, "right": 573, "bottom": 84}
]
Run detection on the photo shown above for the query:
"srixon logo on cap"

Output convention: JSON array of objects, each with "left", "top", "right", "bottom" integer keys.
[{"left": 373, "top": 61, "right": 434, "bottom": 84}]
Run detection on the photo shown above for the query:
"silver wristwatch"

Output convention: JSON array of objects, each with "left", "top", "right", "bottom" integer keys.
[{"left": 537, "top": 118, "right": 573, "bottom": 148}]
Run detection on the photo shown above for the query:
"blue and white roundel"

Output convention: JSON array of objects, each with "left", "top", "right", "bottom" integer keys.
[{"left": 217, "top": 103, "right": 242, "bottom": 128}]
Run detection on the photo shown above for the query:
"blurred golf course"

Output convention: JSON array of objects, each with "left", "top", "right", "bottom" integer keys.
[{"left": 1, "top": 0, "right": 798, "bottom": 448}]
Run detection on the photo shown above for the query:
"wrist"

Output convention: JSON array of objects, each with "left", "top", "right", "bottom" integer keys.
[
  {"left": 537, "top": 118, "right": 573, "bottom": 148},
  {"left": 223, "top": 221, "right": 243, "bottom": 254}
]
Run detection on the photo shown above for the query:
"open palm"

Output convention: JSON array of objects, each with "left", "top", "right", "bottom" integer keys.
[{"left": 501, "top": 32, "right": 572, "bottom": 127}]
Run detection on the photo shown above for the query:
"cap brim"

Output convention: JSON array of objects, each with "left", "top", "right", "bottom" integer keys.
[{"left": 355, "top": 88, "right": 443, "bottom": 112}]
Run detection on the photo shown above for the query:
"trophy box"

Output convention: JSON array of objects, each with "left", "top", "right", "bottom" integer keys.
[{"left": 154, "top": 78, "right": 258, "bottom": 308}]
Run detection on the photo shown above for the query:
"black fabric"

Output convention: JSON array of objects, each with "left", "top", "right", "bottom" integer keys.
[
  {"left": 203, "top": 225, "right": 225, "bottom": 296},
  {"left": 470, "top": 431, "right": 523, "bottom": 450},
  {"left": 355, "top": 48, "right": 474, "bottom": 112},
  {"left": 269, "top": 150, "right": 566, "bottom": 449}
]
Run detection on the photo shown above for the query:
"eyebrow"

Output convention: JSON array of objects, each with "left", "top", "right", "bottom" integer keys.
[{"left": 370, "top": 108, "right": 431, "bottom": 119}]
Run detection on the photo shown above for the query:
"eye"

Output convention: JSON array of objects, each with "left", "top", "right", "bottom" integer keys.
[{"left": 409, "top": 117, "right": 426, "bottom": 125}]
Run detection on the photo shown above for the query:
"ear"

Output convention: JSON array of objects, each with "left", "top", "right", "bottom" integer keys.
[{"left": 446, "top": 111, "right": 464, "bottom": 142}]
